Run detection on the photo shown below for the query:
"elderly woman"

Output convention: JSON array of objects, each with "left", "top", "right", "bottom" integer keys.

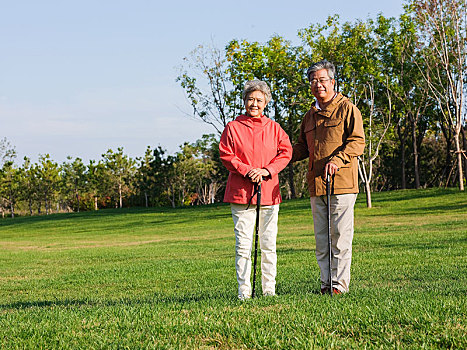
[{"left": 219, "top": 80, "right": 292, "bottom": 300}]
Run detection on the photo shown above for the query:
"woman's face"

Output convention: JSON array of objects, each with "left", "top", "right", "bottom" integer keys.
[{"left": 245, "top": 90, "right": 267, "bottom": 118}]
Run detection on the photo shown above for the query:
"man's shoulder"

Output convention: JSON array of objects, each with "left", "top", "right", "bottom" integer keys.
[{"left": 335, "top": 94, "right": 360, "bottom": 114}]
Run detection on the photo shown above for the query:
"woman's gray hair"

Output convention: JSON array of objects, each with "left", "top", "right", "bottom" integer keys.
[
  {"left": 306, "top": 60, "right": 336, "bottom": 81},
  {"left": 242, "top": 80, "right": 272, "bottom": 104}
]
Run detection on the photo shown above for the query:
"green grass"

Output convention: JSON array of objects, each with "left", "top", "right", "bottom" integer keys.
[{"left": 0, "top": 188, "right": 466, "bottom": 349}]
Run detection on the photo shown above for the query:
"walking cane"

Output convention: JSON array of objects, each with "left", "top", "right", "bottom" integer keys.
[
  {"left": 326, "top": 173, "right": 333, "bottom": 297},
  {"left": 251, "top": 183, "right": 262, "bottom": 298}
]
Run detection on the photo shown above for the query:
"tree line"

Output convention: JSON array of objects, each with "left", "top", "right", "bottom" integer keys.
[
  {"left": 0, "top": 135, "right": 226, "bottom": 217},
  {"left": 1, "top": 0, "right": 466, "bottom": 217}
]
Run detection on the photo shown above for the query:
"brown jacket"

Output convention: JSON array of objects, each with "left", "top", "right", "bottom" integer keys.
[{"left": 292, "top": 92, "right": 365, "bottom": 196}]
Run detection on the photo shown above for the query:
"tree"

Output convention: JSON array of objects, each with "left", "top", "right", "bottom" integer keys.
[
  {"left": 36, "top": 154, "right": 61, "bottom": 215},
  {"left": 86, "top": 160, "right": 108, "bottom": 210},
  {"left": 101, "top": 148, "right": 136, "bottom": 208},
  {"left": 0, "top": 137, "right": 16, "bottom": 167},
  {"left": 0, "top": 162, "right": 20, "bottom": 217},
  {"left": 136, "top": 146, "right": 156, "bottom": 208},
  {"left": 413, "top": 0, "right": 466, "bottom": 190},
  {"left": 373, "top": 12, "right": 434, "bottom": 190},
  {"left": 191, "top": 134, "right": 225, "bottom": 204},
  {"left": 20, "top": 157, "right": 38, "bottom": 216},
  {"left": 61, "top": 157, "right": 86, "bottom": 212},
  {"left": 177, "top": 44, "right": 241, "bottom": 134}
]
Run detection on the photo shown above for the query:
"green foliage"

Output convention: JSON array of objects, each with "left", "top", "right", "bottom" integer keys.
[
  {"left": 101, "top": 148, "right": 137, "bottom": 208},
  {"left": 61, "top": 157, "right": 86, "bottom": 212},
  {"left": 2, "top": 0, "right": 467, "bottom": 215},
  {"left": 0, "top": 189, "right": 465, "bottom": 348},
  {"left": 36, "top": 154, "right": 61, "bottom": 215},
  {"left": 0, "top": 161, "right": 21, "bottom": 217}
]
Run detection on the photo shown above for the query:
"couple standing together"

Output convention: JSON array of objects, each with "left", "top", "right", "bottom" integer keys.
[{"left": 219, "top": 60, "right": 365, "bottom": 300}]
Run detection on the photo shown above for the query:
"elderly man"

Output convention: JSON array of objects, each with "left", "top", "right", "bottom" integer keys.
[{"left": 292, "top": 60, "right": 365, "bottom": 294}]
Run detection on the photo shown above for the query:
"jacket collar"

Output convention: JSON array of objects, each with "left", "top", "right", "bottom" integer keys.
[
  {"left": 235, "top": 114, "right": 271, "bottom": 128},
  {"left": 311, "top": 92, "right": 347, "bottom": 117}
]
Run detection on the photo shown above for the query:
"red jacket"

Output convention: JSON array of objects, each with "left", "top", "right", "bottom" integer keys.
[{"left": 219, "top": 114, "right": 292, "bottom": 205}]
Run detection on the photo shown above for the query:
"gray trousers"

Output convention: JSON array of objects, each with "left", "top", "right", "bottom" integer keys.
[{"left": 310, "top": 193, "right": 357, "bottom": 293}]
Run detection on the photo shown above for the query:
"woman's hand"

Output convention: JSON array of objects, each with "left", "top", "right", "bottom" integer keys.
[{"left": 247, "top": 168, "right": 270, "bottom": 183}]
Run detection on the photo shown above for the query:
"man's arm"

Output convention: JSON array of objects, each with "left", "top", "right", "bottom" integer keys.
[
  {"left": 291, "top": 113, "right": 310, "bottom": 163},
  {"left": 329, "top": 103, "right": 365, "bottom": 168}
]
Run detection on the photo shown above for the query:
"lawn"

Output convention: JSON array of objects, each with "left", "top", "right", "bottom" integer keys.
[{"left": 0, "top": 188, "right": 466, "bottom": 349}]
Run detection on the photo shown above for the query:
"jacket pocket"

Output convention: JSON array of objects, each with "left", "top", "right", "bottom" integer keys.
[
  {"left": 334, "top": 165, "right": 354, "bottom": 189},
  {"left": 324, "top": 117, "right": 343, "bottom": 127},
  {"left": 323, "top": 117, "right": 344, "bottom": 142}
]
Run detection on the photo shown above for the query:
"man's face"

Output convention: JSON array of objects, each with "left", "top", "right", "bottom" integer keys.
[{"left": 309, "top": 69, "right": 335, "bottom": 103}]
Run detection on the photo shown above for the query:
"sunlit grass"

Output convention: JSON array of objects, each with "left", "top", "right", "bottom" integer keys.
[{"left": 0, "top": 188, "right": 466, "bottom": 349}]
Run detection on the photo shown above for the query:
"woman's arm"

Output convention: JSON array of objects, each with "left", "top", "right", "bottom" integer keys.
[{"left": 219, "top": 124, "right": 252, "bottom": 177}]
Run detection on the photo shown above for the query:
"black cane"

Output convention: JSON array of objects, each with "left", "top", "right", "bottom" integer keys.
[
  {"left": 326, "top": 173, "right": 333, "bottom": 297},
  {"left": 251, "top": 183, "right": 262, "bottom": 298}
]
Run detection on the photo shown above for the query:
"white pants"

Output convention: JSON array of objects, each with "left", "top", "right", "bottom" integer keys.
[
  {"left": 230, "top": 203, "right": 279, "bottom": 297},
  {"left": 310, "top": 193, "right": 357, "bottom": 293}
]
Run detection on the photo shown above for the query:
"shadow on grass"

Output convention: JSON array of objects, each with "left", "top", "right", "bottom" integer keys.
[
  {"left": 278, "top": 247, "right": 314, "bottom": 255},
  {"left": 0, "top": 291, "right": 235, "bottom": 310},
  {"left": 368, "top": 188, "right": 463, "bottom": 203},
  {"left": 0, "top": 207, "right": 234, "bottom": 230},
  {"left": 1, "top": 279, "right": 326, "bottom": 310},
  {"left": 367, "top": 203, "right": 466, "bottom": 216},
  {"left": 0, "top": 203, "right": 233, "bottom": 227},
  {"left": 376, "top": 236, "right": 466, "bottom": 250}
]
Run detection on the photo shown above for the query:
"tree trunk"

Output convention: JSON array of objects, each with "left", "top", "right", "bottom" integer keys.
[
  {"left": 45, "top": 196, "right": 49, "bottom": 215},
  {"left": 288, "top": 164, "right": 296, "bottom": 199},
  {"left": 119, "top": 183, "right": 123, "bottom": 208},
  {"left": 76, "top": 190, "right": 80, "bottom": 212},
  {"left": 365, "top": 181, "right": 372, "bottom": 208},
  {"left": 397, "top": 123, "right": 408, "bottom": 189},
  {"left": 412, "top": 120, "right": 420, "bottom": 189},
  {"left": 144, "top": 191, "right": 148, "bottom": 207},
  {"left": 462, "top": 125, "right": 467, "bottom": 183},
  {"left": 454, "top": 131, "right": 465, "bottom": 191},
  {"left": 28, "top": 199, "right": 33, "bottom": 216},
  {"left": 94, "top": 196, "right": 98, "bottom": 210},
  {"left": 441, "top": 123, "right": 453, "bottom": 187},
  {"left": 401, "top": 144, "right": 407, "bottom": 189},
  {"left": 358, "top": 157, "right": 372, "bottom": 208},
  {"left": 10, "top": 200, "right": 14, "bottom": 218}
]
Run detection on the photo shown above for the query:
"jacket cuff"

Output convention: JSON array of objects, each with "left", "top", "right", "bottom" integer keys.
[
  {"left": 237, "top": 164, "right": 252, "bottom": 177},
  {"left": 329, "top": 156, "right": 345, "bottom": 168},
  {"left": 264, "top": 165, "right": 277, "bottom": 177}
]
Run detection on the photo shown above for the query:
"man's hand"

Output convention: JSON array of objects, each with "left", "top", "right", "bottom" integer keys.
[
  {"left": 325, "top": 162, "right": 338, "bottom": 177},
  {"left": 247, "top": 168, "right": 270, "bottom": 183}
]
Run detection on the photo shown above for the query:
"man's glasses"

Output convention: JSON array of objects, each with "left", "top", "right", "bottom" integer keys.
[{"left": 310, "top": 78, "right": 332, "bottom": 86}]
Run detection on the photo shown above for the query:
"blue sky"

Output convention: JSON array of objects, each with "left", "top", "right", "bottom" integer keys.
[{"left": 1, "top": 0, "right": 406, "bottom": 164}]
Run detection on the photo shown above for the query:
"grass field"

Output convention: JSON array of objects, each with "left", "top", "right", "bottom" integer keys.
[{"left": 0, "top": 188, "right": 466, "bottom": 349}]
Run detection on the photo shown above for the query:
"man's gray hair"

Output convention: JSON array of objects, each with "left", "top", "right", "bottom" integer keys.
[
  {"left": 306, "top": 60, "right": 336, "bottom": 81},
  {"left": 242, "top": 80, "right": 272, "bottom": 104}
]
